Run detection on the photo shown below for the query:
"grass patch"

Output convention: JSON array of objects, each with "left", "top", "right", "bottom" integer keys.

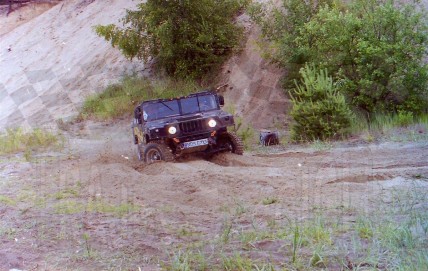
[
  {"left": 309, "top": 139, "right": 333, "bottom": 151},
  {"left": 16, "top": 189, "right": 46, "bottom": 207},
  {"left": 80, "top": 76, "right": 200, "bottom": 120},
  {"left": 163, "top": 249, "right": 211, "bottom": 271},
  {"left": 52, "top": 187, "right": 80, "bottom": 200},
  {"left": 356, "top": 216, "right": 374, "bottom": 240},
  {"left": 0, "top": 226, "right": 17, "bottom": 239},
  {"left": 222, "top": 253, "right": 276, "bottom": 271},
  {"left": 176, "top": 225, "right": 201, "bottom": 238},
  {"left": 0, "top": 128, "right": 62, "bottom": 155},
  {"left": 220, "top": 217, "right": 233, "bottom": 244},
  {"left": 239, "top": 229, "right": 273, "bottom": 249},
  {"left": 301, "top": 215, "right": 332, "bottom": 245},
  {"left": 350, "top": 112, "right": 428, "bottom": 141},
  {"left": 221, "top": 253, "right": 254, "bottom": 270},
  {"left": 53, "top": 199, "right": 139, "bottom": 217},
  {"left": 309, "top": 246, "right": 327, "bottom": 268},
  {"left": 0, "top": 195, "right": 16, "bottom": 206},
  {"left": 85, "top": 200, "right": 140, "bottom": 216},
  {"left": 262, "top": 197, "right": 278, "bottom": 205},
  {"left": 53, "top": 199, "right": 84, "bottom": 214}
]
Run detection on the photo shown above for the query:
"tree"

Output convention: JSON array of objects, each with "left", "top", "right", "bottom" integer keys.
[
  {"left": 95, "top": 0, "right": 248, "bottom": 79},
  {"left": 248, "top": 0, "right": 334, "bottom": 86},
  {"left": 251, "top": 0, "right": 428, "bottom": 114}
]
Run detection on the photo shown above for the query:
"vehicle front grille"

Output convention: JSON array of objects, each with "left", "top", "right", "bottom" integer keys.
[{"left": 179, "top": 119, "right": 204, "bottom": 134}]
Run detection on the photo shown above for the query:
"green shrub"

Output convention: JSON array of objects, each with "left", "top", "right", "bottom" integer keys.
[
  {"left": 95, "top": 0, "right": 248, "bottom": 79},
  {"left": 289, "top": 65, "right": 354, "bottom": 141},
  {"left": 395, "top": 110, "right": 414, "bottom": 127},
  {"left": 234, "top": 117, "right": 255, "bottom": 150}
]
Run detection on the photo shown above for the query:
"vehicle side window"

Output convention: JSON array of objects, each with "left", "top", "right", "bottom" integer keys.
[{"left": 142, "top": 104, "right": 156, "bottom": 121}]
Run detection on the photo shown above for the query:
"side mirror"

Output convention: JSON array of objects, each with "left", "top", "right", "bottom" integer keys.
[
  {"left": 134, "top": 106, "right": 143, "bottom": 124},
  {"left": 218, "top": 95, "right": 225, "bottom": 107}
]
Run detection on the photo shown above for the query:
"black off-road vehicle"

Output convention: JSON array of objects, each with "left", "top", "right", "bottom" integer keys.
[{"left": 132, "top": 90, "right": 244, "bottom": 163}]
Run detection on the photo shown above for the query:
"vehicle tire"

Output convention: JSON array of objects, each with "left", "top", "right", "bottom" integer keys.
[
  {"left": 143, "top": 142, "right": 175, "bottom": 164},
  {"left": 220, "top": 132, "right": 244, "bottom": 155}
]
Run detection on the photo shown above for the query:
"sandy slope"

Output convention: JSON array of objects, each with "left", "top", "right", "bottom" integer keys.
[
  {"left": 219, "top": 13, "right": 290, "bottom": 131},
  {"left": 0, "top": 0, "right": 144, "bottom": 130}
]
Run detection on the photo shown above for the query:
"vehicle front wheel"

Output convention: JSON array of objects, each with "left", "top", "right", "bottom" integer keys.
[
  {"left": 218, "top": 132, "right": 244, "bottom": 155},
  {"left": 143, "top": 143, "right": 175, "bottom": 164}
]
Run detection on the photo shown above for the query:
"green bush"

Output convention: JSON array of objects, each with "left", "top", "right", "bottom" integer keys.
[
  {"left": 251, "top": 0, "right": 428, "bottom": 114},
  {"left": 395, "top": 110, "right": 414, "bottom": 127},
  {"left": 289, "top": 65, "right": 354, "bottom": 141},
  {"left": 95, "top": 0, "right": 248, "bottom": 79}
]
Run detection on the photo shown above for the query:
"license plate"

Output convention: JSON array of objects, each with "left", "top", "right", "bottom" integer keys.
[{"left": 183, "top": 138, "right": 208, "bottom": 149}]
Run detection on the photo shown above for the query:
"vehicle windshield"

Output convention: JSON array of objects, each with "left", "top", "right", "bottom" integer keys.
[
  {"left": 142, "top": 93, "right": 218, "bottom": 121},
  {"left": 181, "top": 94, "right": 218, "bottom": 114},
  {"left": 142, "top": 100, "right": 180, "bottom": 121}
]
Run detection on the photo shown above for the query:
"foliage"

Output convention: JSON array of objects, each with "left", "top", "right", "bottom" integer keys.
[
  {"left": 0, "top": 128, "right": 61, "bottom": 155},
  {"left": 235, "top": 122, "right": 255, "bottom": 150},
  {"left": 95, "top": 0, "right": 248, "bottom": 79},
  {"left": 248, "top": 0, "right": 334, "bottom": 87},
  {"left": 80, "top": 76, "right": 199, "bottom": 120},
  {"left": 289, "top": 65, "right": 354, "bottom": 141},
  {"left": 251, "top": 0, "right": 428, "bottom": 114},
  {"left": 395, "top": 110, "right": 414, "bottom": 127}
]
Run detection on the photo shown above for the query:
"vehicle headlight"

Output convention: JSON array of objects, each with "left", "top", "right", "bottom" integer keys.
[
  {"left": 168, "top": 126, "right": 177, "bottom": 135},
  {"left": 208, "top": 119, "right": 217, "bottom": 128}
]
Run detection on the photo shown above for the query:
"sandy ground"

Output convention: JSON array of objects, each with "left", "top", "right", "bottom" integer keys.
[{"left": 0, "top": 120, "right": 427, "bottom": 270}]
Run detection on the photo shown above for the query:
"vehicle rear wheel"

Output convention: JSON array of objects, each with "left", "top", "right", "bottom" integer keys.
[{"left": 143, "top": 143, "right": 175, "bottom": 164}]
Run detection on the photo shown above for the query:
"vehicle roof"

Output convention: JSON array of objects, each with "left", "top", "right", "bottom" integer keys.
[{"left": 140, "top": 90, "right": 216, "bottom": 105}]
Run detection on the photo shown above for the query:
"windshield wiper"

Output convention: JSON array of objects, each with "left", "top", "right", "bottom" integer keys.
[
  {"left": 197, "top": 96, "right": 201, "bottom": 111},
  {"left": 160, "top": 101, "right": 174, "bottom": 111}
]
